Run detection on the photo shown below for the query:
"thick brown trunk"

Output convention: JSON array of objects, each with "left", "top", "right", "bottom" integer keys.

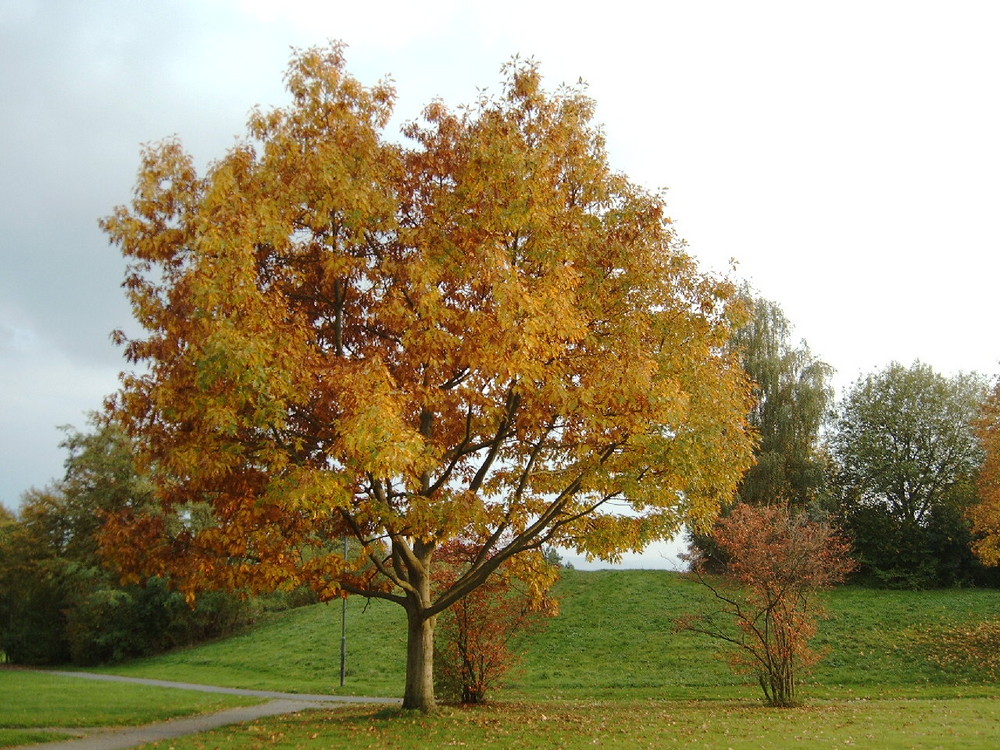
[
  {"left": 398, "top": 534, "right": 437, "bottom": 711},
  {"left": 402, "top": 605, "right": 436, "bottom": 711}
]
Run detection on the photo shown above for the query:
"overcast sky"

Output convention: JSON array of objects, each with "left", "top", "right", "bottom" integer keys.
[{"left": 2, "top": 1, "right": 998, "bottom": 565}]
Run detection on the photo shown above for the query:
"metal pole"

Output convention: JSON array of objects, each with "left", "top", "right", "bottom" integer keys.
[{"left": 340, "top": 535, "right": 348, "bottom": 687}]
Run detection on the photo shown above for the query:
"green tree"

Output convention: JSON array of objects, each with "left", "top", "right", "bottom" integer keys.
[
  {"left": 0, "top": 505, "right": 13, "bottom": 661},
  {"left": 0, "top": 418, "right": 255, "bottom": 665},
  {"left": 0, "top": 497, "right": 71, "bottom": 663},
  {"left": 829, "top": 361, "right": 988, "bottom": 587},
  {"left": 732, "top": 294, "right": 833, "bottom": 508},
  {"left": 99, "top": 44, "right": 755, "bottom": 710}
]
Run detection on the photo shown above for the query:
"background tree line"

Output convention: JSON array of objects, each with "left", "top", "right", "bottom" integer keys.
[
  {"left": 0, "top": 419, "right": 311, "bottom": 665},
  {"left": 692, "top": 289, "right": 998, "bottom": 590}
]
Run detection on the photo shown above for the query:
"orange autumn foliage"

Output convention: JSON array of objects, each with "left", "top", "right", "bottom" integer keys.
[
  {"left": 970, "top": 379, "right": 1000, "bottom": 565},
  {"left": 99, "top": 43, "right": 755, "bottom": 710},
  {"left": 681, "top": 504, "right": 856, "bottom": 707}
]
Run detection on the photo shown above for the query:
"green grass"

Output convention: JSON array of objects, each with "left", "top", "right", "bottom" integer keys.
[
  {"left": 84, "top": 569, "right": 1000, "bottom": 701},
  {"left": 810, "top": 585, "right": 1000, "bottom": 695},
  {"left": 89, "top": 595, "right": 408, "bottom": 696},
  {"left": 0, "top": 729, "right": 72, "bottom": 748},
  {"left": 513, "top": 570, "right": 1000, "bottom": 700},
  {"left": 14, "top": 570, "right": 1000, "bottom": 748},
  {"left": 0, "top": 670, "right": 261, "bottom": 748},
  {"left": 512, "top": 569, "right": 734, "bottom": 698},
  {"left": 144, "top": 699, "right": 1000, "bottom": 750}
]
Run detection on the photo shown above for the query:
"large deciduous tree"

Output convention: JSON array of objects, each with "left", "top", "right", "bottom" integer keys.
[
  {"left": 829, "top": 361, "right": 988, "bottom": 587},
  {"left": 99, "top": 44, "right": 754, "bottom": 710}
]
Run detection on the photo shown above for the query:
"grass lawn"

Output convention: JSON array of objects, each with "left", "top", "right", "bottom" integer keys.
[
  {"left": 89, "top": 570, "right": 1000, "bottom": 701},
  {"left": 512, "top": 570, "right": 1000, "bottom": 701},
  {"left": 0, "top": 670, "right": 262, "bottom": 748},
  {"left": 11, "top": 569, "right": 1000, "bottom": 748},
  {"left": 142, "top": 698, "right": 1000, "bottom": 750},
  {"left": 87, "top": 595, "right": 409, "bottom": 697}
]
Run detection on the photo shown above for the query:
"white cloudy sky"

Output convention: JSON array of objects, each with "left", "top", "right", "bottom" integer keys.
[{"left": 2, "top": 1, "right": 998, "bottom": 566}]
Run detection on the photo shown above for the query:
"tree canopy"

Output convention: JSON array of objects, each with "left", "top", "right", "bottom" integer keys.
[
  {"left": 99, "top": 43, "right": 755, "bottom": 709},
  {"left": 729, "top": 292, "right": 833, "bottom": 507},
  {"left": 685, "top": 293, "right": 832, "bottom": 571},
  {"left": 829, "top": 361, "right": 988, "bottom": 587}
]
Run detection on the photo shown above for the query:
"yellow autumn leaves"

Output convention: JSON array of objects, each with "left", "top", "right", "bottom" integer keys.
[{"left": 101, "top": 41, "right": 754, "bottom": 611}]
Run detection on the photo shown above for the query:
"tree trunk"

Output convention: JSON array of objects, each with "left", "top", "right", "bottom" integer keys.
[{"left": 402, "top": 605, "right": 437, "bottom": 711}]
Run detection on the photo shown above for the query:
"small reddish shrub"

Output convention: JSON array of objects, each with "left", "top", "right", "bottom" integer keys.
[
  {"left": 679, "top": 503, "right": 856, "bottom": 706},
  {"left": 432, "top": 542, "right": 558, "bottom": 704}
]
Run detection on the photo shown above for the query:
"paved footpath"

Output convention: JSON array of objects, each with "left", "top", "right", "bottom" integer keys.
[{"left": 18, "top": 671, "right": 399, "bottom": 750}]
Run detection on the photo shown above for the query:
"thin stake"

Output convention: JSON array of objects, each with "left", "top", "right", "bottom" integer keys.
[{"left": 340, "top": 536, "right": 348, "bottom": 686}]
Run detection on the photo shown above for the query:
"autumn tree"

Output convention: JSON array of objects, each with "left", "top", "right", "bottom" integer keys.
[
  {"left": 969, "top": 377, "right": 1000, "bottom": 565},
  {"left": 829, "top": 362, "right": 988, "bottom": 587},
  {"left": 99, "top": 43, "right": 755, "bottom": 710},
  {"left": 432, "top": 540, "right": 557, "bottom": 704},
  {"left": 680, "top": 504, "right": 856, "bottom": 707}
]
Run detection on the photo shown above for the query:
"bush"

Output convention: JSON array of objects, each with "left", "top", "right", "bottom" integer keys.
[
  {"left": 433, "top": 542, "right": 558, "bottom": 704},
  {"left": 65, "top": 579, "right": 257, "bottom": 665},
  {"left": 679, "top": 504, "right": 856, "bottom": 707}
]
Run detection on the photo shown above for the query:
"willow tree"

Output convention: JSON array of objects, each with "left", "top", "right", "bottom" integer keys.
[
  {"left": 100, "top": 44, "right": 754, "bottom": 711},
  {"left": 732, "top": 294, "right": 833, "bottom": 507}
]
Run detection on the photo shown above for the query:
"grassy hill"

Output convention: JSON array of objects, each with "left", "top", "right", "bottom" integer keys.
[{"left": 93, "top": 569, "right": 1000, "bottom": 702}]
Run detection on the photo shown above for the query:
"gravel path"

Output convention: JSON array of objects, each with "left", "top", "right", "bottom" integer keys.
[{"left": 17, "top": 671, "right": 399, "bottom": 749}]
